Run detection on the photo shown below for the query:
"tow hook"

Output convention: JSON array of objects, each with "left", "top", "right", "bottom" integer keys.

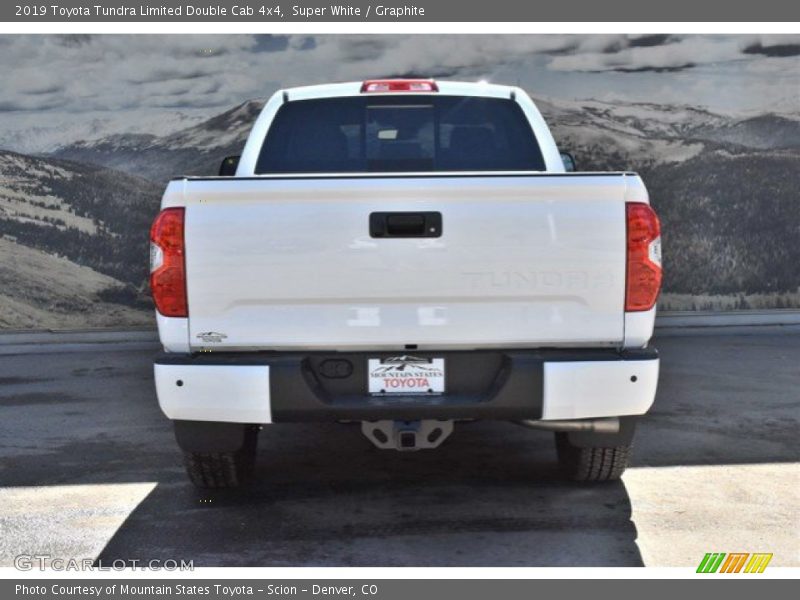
[{"left": 361, "top": 419, "right": 454, "bottom": 451}]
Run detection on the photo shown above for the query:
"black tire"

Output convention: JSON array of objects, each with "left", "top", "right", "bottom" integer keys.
[
  {"left": 182, "top": 427, "right": 258, "bottom": 489},
  {"left": 555, "top": 432, "right": 631, "bottom": 482}
]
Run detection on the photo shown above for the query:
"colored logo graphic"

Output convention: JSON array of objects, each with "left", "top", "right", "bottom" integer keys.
[{"left": 697, "top": 553, "right": 773, "bottom": 573}]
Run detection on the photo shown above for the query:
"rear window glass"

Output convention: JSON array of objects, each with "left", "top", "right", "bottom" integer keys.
[{"left": 256, "top": 95, "right": 546, "bottom": 174}]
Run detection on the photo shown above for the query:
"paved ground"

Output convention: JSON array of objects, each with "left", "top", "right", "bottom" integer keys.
[{"left": 0, "top": 329, "right": 797, "bottom": 567}]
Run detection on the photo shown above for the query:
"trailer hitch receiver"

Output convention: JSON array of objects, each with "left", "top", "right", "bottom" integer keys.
[{"left": 361, "top": 419, "right": 454, "bottom": 451}]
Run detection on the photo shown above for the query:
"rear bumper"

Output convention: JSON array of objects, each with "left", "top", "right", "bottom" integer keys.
[{"left": 154, "top": 347, "right": 658, "bottom": 424}]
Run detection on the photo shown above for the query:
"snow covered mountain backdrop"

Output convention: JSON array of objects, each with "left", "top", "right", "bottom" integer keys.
[{"left": 1, "top": 34, "right": 798, "bottom": 328}]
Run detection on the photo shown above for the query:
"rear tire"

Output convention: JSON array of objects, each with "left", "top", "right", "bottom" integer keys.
[
  {"left": 555, "top": 432, "right": 631, "bottom": 482},
  {"left": 182, "top": 427, "right": 258, "bottom": 489}
]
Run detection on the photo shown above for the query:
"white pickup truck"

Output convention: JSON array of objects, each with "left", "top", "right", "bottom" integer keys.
[{"left": 150, "top": 79, "right": 662, "bottom": 488}]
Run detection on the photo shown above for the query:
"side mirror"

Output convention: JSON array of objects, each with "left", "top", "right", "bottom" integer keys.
[
  {"left": 560, "top": 152, "right": 576, "bottom": 172},
  {"left": 219, "top": 155, "right": 240, "bottom": 176}
]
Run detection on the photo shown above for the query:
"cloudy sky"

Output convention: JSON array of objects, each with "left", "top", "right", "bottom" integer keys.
[{"left": 0, "top": 34, "right": 798, "bottom": 150}]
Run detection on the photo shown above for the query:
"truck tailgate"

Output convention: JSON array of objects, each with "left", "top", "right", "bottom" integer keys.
[{"left": 181, "top": 174, "right": 629, "bottom": 350}]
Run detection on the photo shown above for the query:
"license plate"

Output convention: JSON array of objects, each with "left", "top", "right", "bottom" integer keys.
[{"left": 368, "top": 355, "right": 445, "bottom": 395}]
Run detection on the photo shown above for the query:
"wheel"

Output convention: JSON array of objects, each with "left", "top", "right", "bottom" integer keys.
[
  {"left": 182, "top": 426, "right": 258, "bottom": 489},
  {"left": 555, "top": 432, "right": 631, "bottom": 482}
]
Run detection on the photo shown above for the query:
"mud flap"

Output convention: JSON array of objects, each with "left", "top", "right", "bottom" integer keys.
[{"left": 173, "top": 420, "right": 255, "bottom": 453}]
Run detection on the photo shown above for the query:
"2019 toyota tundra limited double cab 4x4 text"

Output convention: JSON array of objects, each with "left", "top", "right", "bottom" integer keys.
[{"left": 149, "top": 79, "right": 662, "bottom": 488}]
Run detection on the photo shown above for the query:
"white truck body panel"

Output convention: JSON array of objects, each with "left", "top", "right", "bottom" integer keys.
[
  {"left": 156, "top": 312, "right": 189, "bottom": 353},
  {"left": 541, "top": 358, "right": 659, "bottom": 420},
  {"left": 176, "top": 173, "right": 633, "bottom": 351},
  {"left": 623, "top": 307, "right": 657, "bottom": 349},
  {"left": 153, "top": 354, "right": 658, "bottom": 424},
  {"left": 155, "top": 363, "right": 271, "bottom": 423}
]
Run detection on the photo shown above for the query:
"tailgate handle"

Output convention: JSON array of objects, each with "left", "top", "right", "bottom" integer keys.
[{"left": 370, "top": 212, "right": 442, "bottom": 238}]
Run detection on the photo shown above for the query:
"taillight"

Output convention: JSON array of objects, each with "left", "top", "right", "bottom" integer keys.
[
  {"left": 360, "top": 79, "right": 438, "bottom": 93},
  {"left": 625, "top": 202, "right": 662, "bottom": 312},
  {"left": 149, "top": 207, "right": 187, "bottom": 317}
]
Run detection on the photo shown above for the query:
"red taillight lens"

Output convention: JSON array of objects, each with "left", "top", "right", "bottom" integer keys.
[
  {"left": 149, "top": 207, "right": 187, "bottom": 317},
  {"left": 625, "top": 202, "right": 662, "bottom": 312},
  {"left": 360, "top": 79, "right": 438, "bottom": 93}
]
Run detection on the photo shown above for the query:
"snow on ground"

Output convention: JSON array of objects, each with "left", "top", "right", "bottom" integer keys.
[{"left": 0, "top": 108, "right": 213, "bottom": 154}]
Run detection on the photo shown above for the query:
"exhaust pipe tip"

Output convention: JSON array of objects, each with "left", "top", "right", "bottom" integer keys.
[{"left": 515, "top": 417, "right": 620, "bottom": 434}]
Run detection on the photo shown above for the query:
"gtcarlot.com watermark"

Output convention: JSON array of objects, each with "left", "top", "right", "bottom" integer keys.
[{"left": 14, "top": 554, "right": 194, "bottom": 571}]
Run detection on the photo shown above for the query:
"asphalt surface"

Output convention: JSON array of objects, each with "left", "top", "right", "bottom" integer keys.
[{"left": 0, "top": 329, "right": 797, "bottom": 567}]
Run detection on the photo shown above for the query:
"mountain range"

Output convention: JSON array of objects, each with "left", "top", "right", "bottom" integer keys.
[
  {"left": 48, "top": 97, "right": 800, "bottom": 183},
  {"left": 52, "top": 101, "right": 263, "bottom": 185},
  {"left": 1, "top": 94, "right": 798, "bottom": 327},
  {"left": 0, "top": 150, "right": 160, "bottom": 327}
]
